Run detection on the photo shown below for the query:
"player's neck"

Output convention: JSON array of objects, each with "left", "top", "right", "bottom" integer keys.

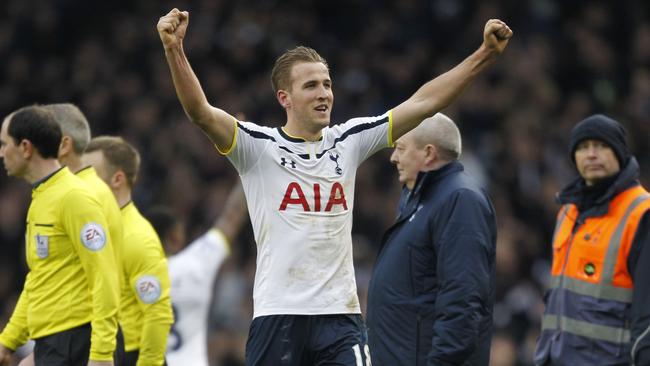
[
  {"left": 25, "top": 158, "right": 62, "bottom": 184},
  {"left": 115, "top": 188, "right": 132, "bottom": 208},
  {"left": 282, "top": 123, "right": 322, "bottom": 142},
  {"left": 59, "top": 154, "right": 84, "bottom": 173}
]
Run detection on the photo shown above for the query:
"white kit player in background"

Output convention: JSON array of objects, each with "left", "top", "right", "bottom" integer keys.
[{"left": 149, "top": 185, "right": 247, "bottom": 366}]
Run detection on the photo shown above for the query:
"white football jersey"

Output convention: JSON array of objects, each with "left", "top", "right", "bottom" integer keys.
[
  {"left": 166, "top": 229, "right": 230, "bottom": 366},
  {"left": 225, "top": 111, "right": 392, "bottom": 317}
]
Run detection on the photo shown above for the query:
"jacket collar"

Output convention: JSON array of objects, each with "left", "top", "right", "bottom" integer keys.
[
  {"left": 397, "top": 161, "right": 463, "bottom": 220},
  {"left": 32, "top": 166, "right": 66, "bottom": 190},
  {"left": 557, "top": 156, "right": 640, "bottom": 215},
  {"left": 411, "top": 161, "right": 463, "bottom": 197}
]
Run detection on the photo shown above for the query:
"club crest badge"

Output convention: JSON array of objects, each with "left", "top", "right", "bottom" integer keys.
[
  {"left": 328, "top": 151, "right": 343, "bottom": 175},
  {"left": 35, "top": 234, "right": 49, "bottom": 259}
]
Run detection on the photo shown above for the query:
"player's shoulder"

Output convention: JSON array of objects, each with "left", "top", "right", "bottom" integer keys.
[
  {"left": 325, "top": 112, "right": 391, "bottom": 137},
  {"left": 236, "top": 120, "right": 278, "bottom": 139}
]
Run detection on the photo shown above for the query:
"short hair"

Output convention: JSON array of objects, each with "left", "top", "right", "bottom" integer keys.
[
  {"left": 412, "top": 113, "right": 462, "bottom": 161},
  {"left": 44, "top": 103, "right": 91, "bottom": 154},
  {"left": 85, "top": 136, "right": 140, "bottom": 188},
  {"left": 270, "top": 46, "right": 328, "bottom": 93},
  {"left": 7, "top": 105, "right": 62, "bottom": 159}
]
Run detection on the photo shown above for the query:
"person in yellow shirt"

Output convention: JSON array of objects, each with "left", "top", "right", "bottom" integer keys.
[
  {"left": 0, "top": 105, "right": 119, "bottom": 366},
  {"left": 83, "top": 136, "right": 173, "bottom": 366}
]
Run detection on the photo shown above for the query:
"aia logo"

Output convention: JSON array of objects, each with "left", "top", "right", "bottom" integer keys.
[
  {"left": 328, "top": 151, "right": 343, "bottom": 175},
  {"left": 279, "top": 181, "right": 348, "bottom": 212}
]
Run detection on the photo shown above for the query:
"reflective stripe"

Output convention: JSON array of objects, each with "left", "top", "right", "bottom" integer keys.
[
  {"left": 602, "top": 195, "right": 650, "bottom": 284},
  {"left": 542, "top": 314, "right": 630, "bottom": 344},
  {"left": 552, "top": 205, "right": 570, "bottom": 245},
  {"left": 549, "top": 275, "right": 633, "bottom": 303},
  {"left": 549, "top": 195, "right": 650, "bottom": 303}
]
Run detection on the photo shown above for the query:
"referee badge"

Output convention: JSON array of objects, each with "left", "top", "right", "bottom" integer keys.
[
  {"left": 80, "top": 223, "right": 106, "bottom": 251},
  {"left": 136, "top": 275, "right": 162, "bottom": 304},
  {"left": 35, "top": 234, "right": 49, "bottom": 259}
]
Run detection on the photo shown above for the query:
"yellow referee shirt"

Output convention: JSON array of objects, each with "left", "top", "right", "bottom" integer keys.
[
  {"left": 120, "top": 202, "right": 173, "bottom": 366},
  {"left": 77, "top": 166, "right": 125, "bottom": 299},
  {"left": 0, "top": 167, "right": 119, "bottom": 361}
]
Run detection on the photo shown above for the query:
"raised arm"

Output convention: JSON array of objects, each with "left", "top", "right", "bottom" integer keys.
[
  {"left": 157, "top": 8, "right": 236, "bottom": 151},
  {"left": 391, "top": 19, "right": 513, "bottom": 140},
  {"left": 214, "top": 183, "right": 248, "bottom": 243}
]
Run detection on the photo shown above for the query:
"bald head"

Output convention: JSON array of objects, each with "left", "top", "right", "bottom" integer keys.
[
  {"left": 408, "top": 113, "right": 462, "bottom": 161},
  {"left": 44, "top": 103, "right": 91, "bottom": 154}
]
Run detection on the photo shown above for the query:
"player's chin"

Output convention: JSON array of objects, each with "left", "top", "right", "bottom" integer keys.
[{"left": 315, "top": 116, "right": 330, "bottom": 127}]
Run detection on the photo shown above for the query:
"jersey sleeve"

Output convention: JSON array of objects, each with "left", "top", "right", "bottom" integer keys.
[
  {"left": 335, "top": 110, "right": 393, "bottom": 166},
  {"left": 0, "top": 282, "right": 30, "bottom": 350},
  {"left": 181, "top": 229, "right": 230, "bottom": 279},
  {"left": 61, "top": 189, "right": 119, "bottom": 361},
  {"left": 123, "top": 232, "right": 173, "bottom": 365},
  {"left": 223, "top": 120, "right": 273, "bottom": 175}
]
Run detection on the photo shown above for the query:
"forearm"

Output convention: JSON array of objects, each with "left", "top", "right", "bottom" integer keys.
[
  {"left": 0, "top": 290, "right": 30, "bottom": 351},
  {"left": 393, "top": 44, "right": 497, "bottom": 138},
  {"left": 89, "top": 270, "right": 120, "bottom": 361},
  {"left": 164, "top": 44, "right": 212, "bottom": 123},
  {"left": 414, "top": 44, "right": 496, "bottom": 112},
  {"left": 137, "top": 318, "right": 172, "bottom": 366},
  {"left": 86, "top": 247, "right": 120, "bottom": 360}
]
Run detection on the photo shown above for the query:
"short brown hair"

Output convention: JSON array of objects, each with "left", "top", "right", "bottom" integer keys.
[
  {"left": 86, "top": 136, "right": 140, "bottom": 188},
  {"left": 270, "top": 46, "right": 328, "bottom": 93}
]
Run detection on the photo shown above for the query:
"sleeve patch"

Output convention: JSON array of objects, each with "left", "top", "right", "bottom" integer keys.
[
  {"left": 80, "top": 223, "right": 107, "bottom": 251},
  {"left": 135, "top": 275, "right": 162, "bottom": 304}
]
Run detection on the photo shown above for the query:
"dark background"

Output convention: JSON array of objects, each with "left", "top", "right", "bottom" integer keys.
[{"left": 0, "top": 0, "right": 648, "bottom": 365}]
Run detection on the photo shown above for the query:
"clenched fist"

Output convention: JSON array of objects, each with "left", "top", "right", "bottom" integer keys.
[
  {"left": 157, "top": 8, "right": 189, "bottom": 49},
  {"left": 483, "top": 19, "right": 513, "bottom": 55}
]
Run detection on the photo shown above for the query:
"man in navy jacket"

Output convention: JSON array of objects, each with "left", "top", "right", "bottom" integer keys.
[{"left": 367, "top": 113, "right": 497, "bottom": 366}]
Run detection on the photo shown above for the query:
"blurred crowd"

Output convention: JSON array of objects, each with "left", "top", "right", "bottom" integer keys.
[{"left": 0, "top": 0, "right": 648, "bottom": 365}]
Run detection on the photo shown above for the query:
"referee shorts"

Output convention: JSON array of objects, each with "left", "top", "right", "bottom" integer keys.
[
  {"left": 245, "top": 314, "right": 371, "bottom": 366},
  {"left": 33, "top": 323, "right": 90, "bottom": 366}
]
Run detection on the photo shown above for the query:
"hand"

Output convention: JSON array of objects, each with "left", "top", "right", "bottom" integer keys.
[
  {"left": 87, "top": 361, "right": 113, "bottom": 366},
  {"left": 482, "top": 19, "right": 513, "bottom": 55},
  {"left": 157, "top": 8, "right": 189, "bottom": 49},
  {"left": 17, "top": 352, "right": 34, "bottom": 366},
  {"left": 0, "top": 345, "right": 13, "bottom": 366}
]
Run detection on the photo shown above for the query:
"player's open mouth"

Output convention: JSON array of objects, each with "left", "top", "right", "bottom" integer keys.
[{"left": 314, "top": 105, "right": 328, "bottom": 112}]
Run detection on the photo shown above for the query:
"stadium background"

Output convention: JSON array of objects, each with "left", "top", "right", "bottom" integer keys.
[{"left": 0, "top": 0, "right": 648, "bottom": 365}]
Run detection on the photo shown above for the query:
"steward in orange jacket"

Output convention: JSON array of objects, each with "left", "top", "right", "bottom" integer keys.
[{"left": 535, "top": 115, "right": 650, "bottom": 366}]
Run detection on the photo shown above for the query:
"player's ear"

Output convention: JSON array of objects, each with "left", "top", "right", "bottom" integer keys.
[
  {"left": 19, "top": 139, "right": 33, "bottom": 159},
  {"left": 111, "top": 169, "right": 127, "bottom": 190},
  {"left": 58, "top": 136, "right": 73, "bottom": 159},
  {"left": 424, "top": 144, "right": 437, "bottom": 164},
  {"left": 277, "top": 90, "right": 291, "bottom": 109}
]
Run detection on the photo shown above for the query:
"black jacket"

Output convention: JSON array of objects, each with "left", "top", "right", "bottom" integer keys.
[
  {"left": 555, "top": 157, "right": 650, "bottom": 365},
  {"left": 367, "top": 161, "right": 497, "bottom": 366}
]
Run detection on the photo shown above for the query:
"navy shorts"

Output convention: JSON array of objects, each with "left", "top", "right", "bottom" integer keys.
[{"left": 245, "top": 314, "right": 371, "bottom": 366}]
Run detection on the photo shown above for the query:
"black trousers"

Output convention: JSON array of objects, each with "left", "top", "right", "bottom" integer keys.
[
  {"left": 33, "top": 323, "right": 91, "bottom": 366},
  {"left": 114, "top": 327, "right": 167, "bottom": 366}
]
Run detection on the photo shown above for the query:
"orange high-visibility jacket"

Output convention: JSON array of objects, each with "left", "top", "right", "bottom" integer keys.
[{"left": 535, "top": 185, "right": 650, "bottom": 365}]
